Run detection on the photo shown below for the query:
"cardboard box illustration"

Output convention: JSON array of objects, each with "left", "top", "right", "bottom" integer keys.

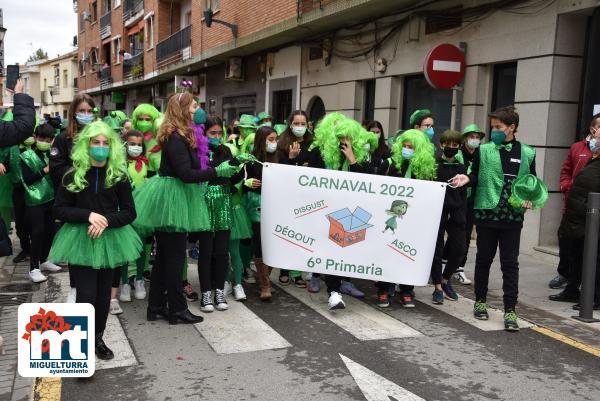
[{"left": 326, "top": 207, "right": 373, "bottom": 247}]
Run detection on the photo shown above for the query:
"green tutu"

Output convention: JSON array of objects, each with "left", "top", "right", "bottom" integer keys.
[
  {"left": 244, "top": 191, "right": 261, "bottom": 223},
  {"left": 49, "top": 224, "right": 142, "bottom": 269},
  {"left": 133, "top": 175, "right": 211, "bottom": 236},
  {"left": 206, "top": 185, "right": 232, "bottom": 231},
  {"left": 0, "top": 174, "right": 13, "bottom": 208},
  {"left": 230, "top": 204, "right": 252, "bottom": 240}
]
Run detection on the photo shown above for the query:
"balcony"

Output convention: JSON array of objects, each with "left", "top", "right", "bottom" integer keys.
[
  {"left": 100, "top": 11, "right": 112, "bottom": 39},
  {"left": 97, "top": 67, "right": 113, "bottom": 90},
  {"left": 123, "top": 0, "right": 144, "bottom": 27},
  {"left": 156, "top": 26, "right": 192, "bottom": 69},
  {"left": 123, "top": 52, "right": 144, "bottom": 81}
]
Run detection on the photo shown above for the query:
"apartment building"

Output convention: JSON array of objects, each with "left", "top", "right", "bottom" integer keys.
[
  {"left": 39, "top": 51, "right": 79, "bottom": 119},
  {"left": 75, "top": 0, "right": 600, "bottom": 254}
]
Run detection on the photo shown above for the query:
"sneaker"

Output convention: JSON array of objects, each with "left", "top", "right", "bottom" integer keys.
[
  {"left": 504, "top": 310, "right": 520, "bottom": 332},
  {"left": 200, "top": 291, "right": 215, "bottom": 312},
  {"left": 119, "top": 283, "right": 131, "bottom": 302},
  {"left": 548, "top": 290, "right": 580, "bottom": 303},
  {"left": 548, "top": 275, "right": 568, "bottom": 289},
  {"left": 328, "top": 291, "right": 345, "bottom": 310},
  {"left": 66, "top": 287, "right": 77, "bottom": 303},
  {"left": 278, "top": 273, "right": 291, "bottom": 286},
  {"left": 294, "top": 277, "right": 307, "bottom": 288},
  {"left": 340, "top": 280, "right": 365, "bottom": 298},
  {"left": 233, "top": 284, "right": 247, "bottom": 301},
  {"left": 29, "top": 268, "right": 47, "bottom": 283},
  {"left": 401, "top": 294, "right": 415, "bottom": 308},
  {"left": 188, "top": 246, "right": 199, "bottom": 260},
  {"left": 12, "top": 251, "right": 29, "bottom": 264},
  {"left": 473, "top": 301, "right": 489, "bottom": 320},
  {"left": 453, "top": 269, "right": 472, "bottom": 285},
  {"left": 214, "top": 289, "right": 229, "bottom": 311},
  {"left": 572, "top": 303, "right": 600, "bottom": 311},
  {"left": 307, "top": 276, "right": 321, "bottom": 293},
  {"left": 441, "top": 282, "right": 458, "bottom": 301},
  {"left": 432, "top": 289, "right": 444, "bottom": 305},
  {"left": 109, "top": 299, "right": 123, "bottom": 315},
  {"left": 40, "top": 261, "right": 62, "bottom": 272},
  {"left": 224, "top": 281, "right": 233, "bottom": 297},
  {"left": 243, "top": 267, "right": 256, "bottom": 284},
  {"left": 376, "top": 292, "right": 390, "bottom": 308},
  {"left": 183, "top": 281, "right": 199, "bottom": 301},
  {"left": 143, "top": 270, "right": 152, "bottom": 282},
  {"left": 134, "top": 279, "right": 146, "bottom": 300}
]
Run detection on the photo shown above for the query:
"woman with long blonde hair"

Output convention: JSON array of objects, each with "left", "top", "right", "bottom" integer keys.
[{"left": 134, "top": 92, "right": 239, "bottom": 325}]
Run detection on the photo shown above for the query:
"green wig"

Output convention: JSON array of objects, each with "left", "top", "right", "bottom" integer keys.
[
  {"left": 111, "top": 110, "right": 128, "bottom": 123},
  {"left": 362, "top": 130, "right": 379, "bottom": 154},
  {"left": 391, "top": 129, "right": 436, "bottom": 180},
  {"left": 131, "top": 104, "right": 160, "bottom": 131},
  {"left": 153, "top": 114, "right": 164, "bottom": 135},
  {"left": 310, "top": 112, "right": 369, "bottom": 170},
  {"left": 67, "top": 121, "right": 127, "bottom": 193},
  {"left": 241, "top": 133, "right": 255, "bottom": 154}
]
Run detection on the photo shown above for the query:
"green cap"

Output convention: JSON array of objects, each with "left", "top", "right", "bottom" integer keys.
[
  {"left": 111, "top": 110, "right": 128, "bottom": 123},
  {"left": 238, "top": 114, "right": 257, "bottom": 128},
  {"left": 257, "top": 112, "right": 271, "bottom": 121},
  {"left": 409, "top": 109, "right": 432, "bottom": 128},
  {"left": 462, "top": 123, "right": 485, "bottom": 138},
  {"left": 274, "top": 124, "right": 287, "bottom": 136},
  {"left": 103, "top": 116, "right": 121, "bottom": 130},
  {"left": 509, "top": 174, "right": 548, "bottom": 210}
]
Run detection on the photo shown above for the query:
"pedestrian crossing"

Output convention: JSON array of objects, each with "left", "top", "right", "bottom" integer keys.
[{"left": 49, "top": 267, "right": 533, "bottom": 367}]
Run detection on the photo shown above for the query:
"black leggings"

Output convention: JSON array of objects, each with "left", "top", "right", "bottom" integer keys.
[
  {"left": 71, "top": 265, "right": 114, "bottom": 336},
  {"left": 12, "top": 185, "right": 31, "bottom": 253},
  {"left": 197, "top": 230, "right": 230, "bottom": 292},
  {"left": 148, "top": 231, "right": 187, "bottom": 314},
  {"left": 431, "top": 208, "right": 466, "bottom": 285},
  {"left": 26, "top": 202, "right": 56, "bottom": 271},
  {"left": 252, "top": 223, "right": 262, "bottom": 258}
]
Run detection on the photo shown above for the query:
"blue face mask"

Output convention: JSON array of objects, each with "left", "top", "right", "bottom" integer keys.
[
  {"left": 490, "top": 130, "right": 507, "bottom": 145},
  {"left": 208, "top": 137, "right": 221, "bottom": 148},
  {"left": 75, "top": 113, "right": 95, "bottom": 126},
  {"left": 401, "top": 148, "right": 414, "bottom": 160},
  {"left": 589, "top": 138, "right": 598, "bottom": 153},
  {"left": 424, "top": 127, "right": 434, "bottom": 140}
]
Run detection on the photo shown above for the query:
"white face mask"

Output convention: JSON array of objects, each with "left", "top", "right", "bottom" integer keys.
[
  {"left": 266, "top": 142, "right": 277, "bottom": 153},
  {"left": 127, "top": 145, "right": 143, "bottom": 157},
  {"left": 467, "top": 138, "right": 481, "bottom": 149},
  {"left": 292, "top": 126, "right": 307, "bottom": 137},
  {"left": 364, "top": 143, "right": 371, "bottom": 152}
]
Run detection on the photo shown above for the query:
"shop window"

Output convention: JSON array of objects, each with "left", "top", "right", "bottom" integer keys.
[
  {"left": 363, "top": 79, "right": 375, "bottom": 124},
  {"left": 308, "top": 96, "right": 326, "bottom": 128},
  {"left": 491, "top": 62, "right": 517, "bottom": 111}
]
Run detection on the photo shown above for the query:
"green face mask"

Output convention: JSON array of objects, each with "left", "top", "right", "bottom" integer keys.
[
  {"left": 24, "top": 137, "right": 35, "bottom": 146},
  {"left": 90, "top": 146, "right": 110, "bottom": 162},
  {"left": 36, "top": 141, "right": 51, "bottom": 152},
  {"left": 137, "top": 120, "right": 153, "bottom": 133}
]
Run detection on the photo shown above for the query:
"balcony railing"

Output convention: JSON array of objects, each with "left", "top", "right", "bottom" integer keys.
[
  {"left": 123, "top": 52, "right": 144, "bottom": 80},
  {"left": 97, "top": 67, "right": 113, "bottom": 89},
  {"left": 123, "top": 0, "right": 144, "bottom": 24},
  {"left": 297, "top": 0, "right": 335, "bottom": 20},
  {"left": 156, "top": 25, "right": 192, "bottom": 69},
  {"left": 100, "top": 11, "right": 112, "bottom": 39}
]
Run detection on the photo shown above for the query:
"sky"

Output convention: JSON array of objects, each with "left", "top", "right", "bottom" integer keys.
[{"left": 2, "top": 0, "right": 78, "bottom": 65}]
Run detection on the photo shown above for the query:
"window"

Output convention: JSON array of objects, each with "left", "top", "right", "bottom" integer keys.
[
  {"left": 491, "top": 62, "right": 517, "bottom": 112},
  {"left": 63, "top": 110, "right": 68, "bottom": 119},
  {"left": 130, "top": 29, "right": 143, "bottom": 55},
  {"left": 91, "top": 1, "right": 98, "bottom": 22},
  {"left": 103, "top": 0, "right": 111, "bottom": 14},
  {"left": 308, "top": 96, "right": 326, "bottom": 128},
  {"left": 205, "top": 0, "right": 220, "bottom": 11},
  {"left": 79, "top": 12, "right": 85, "bottom": 31},
  {"left": 112, "top": 37, "right": 122, "bottom": 63},
  {"left": 363, "top": 79, "right": 375, "bottom": 123},
  {"left": 79, "top": 60, "right": 85, "bottom": 76},
  {"left": 144, "top": 15, "right": 154, "bottom": 49},
  {"left": 23, "top": 77, "right": 29, "bottom": 92},
  {"left": 54, "top": 65, "right": 60, "bottom": 87},
  {"left": 184, "top": 11, "right": 192, "bottom": 27},
  {"left": 63, "top": 69, "right": 68, "bottom": 88},
  {"left": 114, "top": 0, "right": 121, "bottom": 7},
  {"left": 90, "top": 48, "right": 99, "bottom": 71},
  {"left": 273, "top": 90, "right": 293, "bottom": 125}
]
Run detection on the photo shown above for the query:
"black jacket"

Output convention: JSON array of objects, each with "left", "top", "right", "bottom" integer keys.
[
  {"left": 436, "top": 157, "right": 467, "bottom": 210},
  {"left": 0, "top": 94, "right": 36, "bottom": 148},
  {"left": 559, "top": 156, "right": 600, "bottom": 238},
  {"left": 53, "top": 166, "right": 136, "bottom": 228},
  {"left": 159, "top": 133, "right": 216, "bottom": 183},
  {"left": 207, "top": 144, "right": 244, "bottom": 186},
  {"left": 49, "top": 132, "right": 74, "bottom": 189}
]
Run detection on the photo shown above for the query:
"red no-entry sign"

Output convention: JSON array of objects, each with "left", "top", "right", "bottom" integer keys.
[{"left": 424, "top": 44, "right": 466, "bottom": 90}]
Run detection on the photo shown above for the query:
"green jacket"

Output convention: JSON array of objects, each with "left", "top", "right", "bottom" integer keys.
[{"left": 20, "top": 149, "right": 55, "bottom": 206}]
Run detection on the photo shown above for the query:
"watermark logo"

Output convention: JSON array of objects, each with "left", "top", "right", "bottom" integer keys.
[{"left": 18, "top": 303, "right": 95, "bottom": 377}]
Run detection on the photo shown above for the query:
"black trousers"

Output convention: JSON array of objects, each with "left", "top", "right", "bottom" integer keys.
[
  {"left": 556, "top": 232, "right": 571, "bottom": 279},
  {"left": 197, "top": 230, "right": 230, "bottom": 293},
  {"left": 26, "top": 201, "right": 56, "bottom": 271},
  {"left": 252, "top": 223, "right": 262, "bottom": 259},
  {"left": 111, "top": 265, "right": 123, "bottom": 288},
  {"left": 148, "top": 231, "right": 187, "bottom": 314},
  {"left": 431, "top": 207, "right": 466, "bottom": 285},
  {"left": 474, "top": 225, "right": 521, "bottom": 310},
  {"left": 563, "top": 237, "right": 600, "bottom": 302},
  {"left": 12, "top": 185, "right": 30, "bottom": 253},
  {"left": 444, "top": 198, "right": 474, "bottom": 268},
  {"left": 71, "top": 265, "right": 113, "bottom": 336}
]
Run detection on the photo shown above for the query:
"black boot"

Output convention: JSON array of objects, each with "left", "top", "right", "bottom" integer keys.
[
  {"left": 168, "top": 309, "right": 204, "bottom": 325},
  {"left": 548, "top": 290, "right": 580, "bottom": 303},
  {"left": 95, "top": 334, "right": 114, "bottom": 360},
  {"left": 147, "top": 305, "right": 169, "bottom": 321}
]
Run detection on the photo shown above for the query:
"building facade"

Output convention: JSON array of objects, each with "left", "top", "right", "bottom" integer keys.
[
  {"left": 39, "top": 51, "right": 79, "bottom": 119},
  {"left": 75, "top": 0, "right": 600, "bottom": 254}
]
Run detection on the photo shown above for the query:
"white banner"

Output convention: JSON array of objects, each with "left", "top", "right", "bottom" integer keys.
[{"left": 261, "top": 163, "right": 446, "bottom": 286}]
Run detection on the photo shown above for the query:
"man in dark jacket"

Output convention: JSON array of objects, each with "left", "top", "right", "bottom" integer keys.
[
  {"left": 549, "top": 120, "right": 600, "bottom": 309},
  {"left": 548, "top": 115, "right": 597, "bottom": 289},
  {"left": 0, "top": 79, "right": 36, "bottom": 148}
]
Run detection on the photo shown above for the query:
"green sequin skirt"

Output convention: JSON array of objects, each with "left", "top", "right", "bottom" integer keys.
[{"left": 206, "top": 184, "right": 232, "bottom": 231}]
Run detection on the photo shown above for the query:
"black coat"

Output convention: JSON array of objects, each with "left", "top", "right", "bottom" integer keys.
[
  {"left": 559, "top": 156, "right": 600, "bottom": 238},
  {"left": 49, "top": 132, "right": 74, "bottom": 189},
  {"left": 0, "top": 94, "right": 36, "bottom": 148}
]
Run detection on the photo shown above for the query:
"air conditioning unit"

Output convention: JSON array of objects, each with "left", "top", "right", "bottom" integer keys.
[
  {"left": 225, "top": 57, "right": 243, "bottom": 80},
  {"left": 82, "top": 11, "right": 92, "bottom": 21}
]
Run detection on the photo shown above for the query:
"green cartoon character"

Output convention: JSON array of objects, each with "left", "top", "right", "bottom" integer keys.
[{"left": 382, "top": 200, "right": 408, "bottom": 234}]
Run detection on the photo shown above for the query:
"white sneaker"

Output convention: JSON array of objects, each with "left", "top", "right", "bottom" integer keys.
[
  {"left": 200, "top": 291, "right": 215, "bottom": 312},
  {"left": 328, "top": 291, "right": 345, "bottom": 310},
  {"left": 134, "top": 279, "right": 146, "bottom": 300},
  {"left": 40, "top": 261, "right": 62, "bottom": 272},
  {"left": 243, "top": 267, "right": 256, "bottom": 284},
  {"left": 66, "top": 287, "right": 76, "bottom": 303},
  {"left": 453, "top": 269, "right": 472, "bottom": 285},
  {"left": 109, "top": 299, "right": 123, "bottom": 315},
  {"left": 29, "top": 268, "right": 47, "bottom": 283},
  {"left": 224, "top": 281, "right": 233, "bottom": 297},
  {"left": 119, "top": 283, "right": 132, "bottom": 302},
  {"left": 233, "top": 284, "right": 246, "bottom": 301}
]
